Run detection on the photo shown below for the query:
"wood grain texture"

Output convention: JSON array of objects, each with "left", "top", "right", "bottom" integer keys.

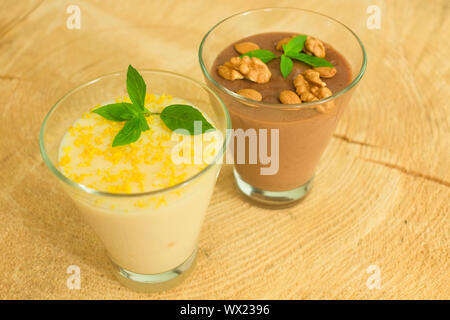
[{"left": 0, "top": 0, "right": 448, "bottom": 299}]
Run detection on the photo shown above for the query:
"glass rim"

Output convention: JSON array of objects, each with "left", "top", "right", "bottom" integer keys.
[
  {"left": 39, "top": 69, "right": 232, "bottom": 198},
  {"left": 198, "top": 7, "right": 367, "bottom": 110}
]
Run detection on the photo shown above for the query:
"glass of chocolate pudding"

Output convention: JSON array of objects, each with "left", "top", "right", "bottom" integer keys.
[{"left": 199, "top": 8, "right": 366, "bottom": 206}]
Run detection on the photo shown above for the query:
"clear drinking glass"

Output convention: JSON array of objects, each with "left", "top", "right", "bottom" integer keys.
[
  {"left": 199, "top": 8, "right": 367, "bottom": 206},
  {"left": 39, "top": 70, "right": 231, "bottom": 292}
]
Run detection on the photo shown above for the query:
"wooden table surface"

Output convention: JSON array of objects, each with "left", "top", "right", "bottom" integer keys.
[{"left": 0, "top": 0, "right": 448, "bottom": 299}]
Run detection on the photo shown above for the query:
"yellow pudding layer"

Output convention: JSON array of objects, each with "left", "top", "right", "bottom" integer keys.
[{"left": 58, "top": 93, "right": 218, "bottom": 195}]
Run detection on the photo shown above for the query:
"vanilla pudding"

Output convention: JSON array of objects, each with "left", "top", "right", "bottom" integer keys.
[{"left": 58, "top": 93, "right": 222, "bottom": 274}]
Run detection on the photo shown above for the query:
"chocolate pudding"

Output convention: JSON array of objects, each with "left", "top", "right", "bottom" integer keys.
[
  {"left": 212, "top": 32, "right": 352, "bottom": 104},
  {"left": 210, "top": 32, "right": 353, "bottom": 192}
]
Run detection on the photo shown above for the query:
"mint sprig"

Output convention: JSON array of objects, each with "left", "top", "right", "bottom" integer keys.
[
  {"left": 92, "top": 103, "right": 136, "bottom": 121},
  {"left": 92, "top": 65, "right": 215, "bottom": 147},
  {"left": 288, "top": 52, "right": 334, "bottom": 68},
  {"left": 241, "top": 49, "right": 277, "bottom": 63},
  {"left": 126, "top": 65, "right": 147, "bottom": 110},
  {"left": 161, "top": 105, "right": 214, "bottom": 135},
  {"left": 280, "top": 54, "right": 293, "bottom": 79},
  {"left": 113, "top": 117, "right": 143, "bottom": 147},
  {"left": 283, "top": 35, "right": 307, "bottom": 56},
  {"left": 241, "top": 35, "right": 334, "bottom": 78}
]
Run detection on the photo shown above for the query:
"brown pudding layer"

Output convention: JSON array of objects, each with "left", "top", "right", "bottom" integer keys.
[
  {"left": 210, "top": 32, "right": 353, "bottom": 191},
  {"left": 212, "top": 32, "right": 352, "bottom": 103}
]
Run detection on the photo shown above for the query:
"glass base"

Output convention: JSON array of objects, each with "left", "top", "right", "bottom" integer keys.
[
  {"left": 110, "top": 248, "right": 197, "bottom": 293},
  {"left": 233, "top": 168, "right": 313, "bottom": 207}
]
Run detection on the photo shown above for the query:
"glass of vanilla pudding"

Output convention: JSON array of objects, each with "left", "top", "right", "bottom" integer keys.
[{"left": 39, "top": 69, "right": 230, "bottom": 292}]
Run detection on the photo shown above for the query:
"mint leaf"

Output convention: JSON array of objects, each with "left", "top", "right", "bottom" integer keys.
[
  {"left": 160, "top": 104, "right": 214, "bottom": 135},
  {"left": 289, "top": 52, "right": 334, "bottom": 67},
  {"left": 280, "top": 54, "right": 293, "bottom": 78},
  {"left": 112, "top": 117, "right": 142, "bottom": 147},
  {"left": 138, "top": 115, "right": 150, "bottom": 131},
  {"left": 284, "top": 35, "right": 307, "bottom": 55},
  {"left": 127, "top": 103, "right": 145, "bottom": 115},
  {"left": 241, "top": 49, "right": 277, "bottom": 63},
  {"left": 92, "top": 65, "right": 217, "bottom": 147},
  {"left": 92, "top": 101, "right": 145, "bottom": 120},
  {"left": 126, "top": 65, "right": 146, "bottom": 110},
  {"left": 92, "top": 103, "right": 135, "bottom": 121}
]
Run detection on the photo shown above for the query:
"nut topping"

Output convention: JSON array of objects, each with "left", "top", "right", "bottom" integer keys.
[
  {"left": 310, "top": 86, "right": 320, "bottom": 96},
  {"left": 234, "top": 41, "right": 260, "bottom": 54},
  {"left": 293, "top": 74, "right": 310, "bottom": 95},
  {"left": 217, "top": 56, "right": 271, "bottom": 84},
  {"left": 217, "top": 33, "right": 338, "bottom": 110},
  {"left": 217, "top": 64, "right": 244, "bottom": 81},
  {"left": 293, "top": 70, "right": 333, "bottom": 104},
  {"left": 239, "top": 56, "right": 272, "bottom": 83},
  {"left": 317, "top": 87, "right": 333, "bottom": 99},
  {"left": 279, "top": 90, "right": 301, "bottom": 104},
  {"left": 276, "top": 37, "right": 293, "bottom": 51},
  {"left": 303, "top": 69, "right": 326, "bottom": 87},
  {"left": 300, "top": 92, "right": 319, "bottom": 102},
  {"left": 237, "top": 88, "right": 262, "bottom": 101},
  {"left": 305, "top": 36, "right": 326, "bottom": 58},
  {"left": 313, "top": 67, "right": 337, "bottom": 78}
]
